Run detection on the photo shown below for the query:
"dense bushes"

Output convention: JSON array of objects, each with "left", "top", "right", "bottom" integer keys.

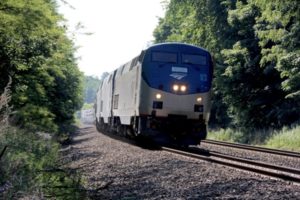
[
  {"left": 0, "top": 69, "right": 84, "bottom": 199},
  {"left": 0, "top": 127, "right": 85, "bottom": 199},
  {"left": 0, "top": 128, "right": 57, "bottom": 198}
]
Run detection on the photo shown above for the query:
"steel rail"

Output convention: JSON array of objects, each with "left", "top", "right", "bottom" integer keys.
[
  {"left": 209, "top": 151, "right": 300, "bottom": 175},
  {"left": 202, "top": 139, "right": 300, "bottom": 158},
  {"left": 162, "top": 147, "right": 300, "bottom": 183}
]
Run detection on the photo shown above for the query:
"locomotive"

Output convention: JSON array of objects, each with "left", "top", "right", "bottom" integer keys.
[{"left": 95, "top": 43, "right": 213, "bottom": 146}]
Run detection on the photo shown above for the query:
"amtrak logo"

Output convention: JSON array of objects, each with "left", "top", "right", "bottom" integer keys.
[{"left": 170, "top": 73, "right": 187, "bottom": 80}]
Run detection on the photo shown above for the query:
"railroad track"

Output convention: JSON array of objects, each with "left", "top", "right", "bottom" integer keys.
[
  {"left": 162, "top": 146, "right": 300, "bottom": 184},
  {"left": 202, "top": 139, "right": 300, "bottom": 158}
]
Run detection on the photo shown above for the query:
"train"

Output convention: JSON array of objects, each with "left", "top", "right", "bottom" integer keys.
[{"left": 95, "top": 43, "right": 213, "bottom": 146}]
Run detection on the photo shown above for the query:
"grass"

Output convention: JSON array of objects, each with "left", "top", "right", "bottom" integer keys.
[
  {"left": 264, "top": 126, "right": 300, "bottom": 152},
  {"left": 208, "top": 125, "right": 300, "bottom": 152},
  {"left": 207, "top": 128, "right": 246, "bottom": 143}
]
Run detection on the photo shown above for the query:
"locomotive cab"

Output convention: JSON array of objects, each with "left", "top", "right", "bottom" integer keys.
[{"left": 137, "top": 43, "right": 213, "bottom": 145}]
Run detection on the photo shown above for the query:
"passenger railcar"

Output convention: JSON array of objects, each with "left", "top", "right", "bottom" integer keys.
[{"left": 95, "top": 43, "right": 213, "bottom": 146}]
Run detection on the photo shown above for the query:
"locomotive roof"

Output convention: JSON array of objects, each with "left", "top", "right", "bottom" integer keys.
[{"left": 146, "top": 42, "right": 209, "bottom": 53}]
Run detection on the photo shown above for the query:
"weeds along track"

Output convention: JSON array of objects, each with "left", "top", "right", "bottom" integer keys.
[
  {"left": 202, "top": 139, "right": 300, "bottom": 158},
  {"left": 161, "top": 146, "right": 300, "bottom": 184}
]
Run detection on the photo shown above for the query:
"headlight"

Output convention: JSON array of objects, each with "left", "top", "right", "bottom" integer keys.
[
  {"left": 197, "top": 97, "right": 202, "bottom": 103},
  {"left": 180, "top": 85, "right": 187, "bottom": 92},
  {"left": 156, "top": 93, "right": 162, "bottom": 99},
  {"left": 173, "top": 84, "right": 179, "bottom": 91}
]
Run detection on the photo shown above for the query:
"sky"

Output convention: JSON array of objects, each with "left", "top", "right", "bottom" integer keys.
[{"left": 58, "top": 0, "right": 166, "bottom": 77}]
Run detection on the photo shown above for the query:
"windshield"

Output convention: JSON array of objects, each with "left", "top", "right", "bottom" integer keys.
[
  {"left": 182, "top": 54, "right": 207, "bottom": 65},
  {"left": 152, "top": 52, "right": 177, "bottom": 63}
]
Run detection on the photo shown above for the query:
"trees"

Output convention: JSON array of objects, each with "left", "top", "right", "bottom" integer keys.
[
  {"left": 153, "top": 0, "right": 300, "bottom": 129},
  {"left": 83, "top": 76, "right": 101, "bottom": 104},
  {"left": 0, "top": 1, "right": 85, "bottom": 197},
  {"left": 220, "top": 1, "right": 274, "bottom": 128},
  {"left": 221, "top": 0, "right": 300, "bottom": 128},
  {"left": 0, "top": 0, "right": 83, "bottom": 133},
  {"left": 254, "top": 0, "right": 300, "bottom": 124}
]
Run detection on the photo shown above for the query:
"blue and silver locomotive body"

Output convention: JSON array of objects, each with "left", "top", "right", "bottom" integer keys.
[{"left": 95, "top": 43, "right": 213, "bottom": 146}]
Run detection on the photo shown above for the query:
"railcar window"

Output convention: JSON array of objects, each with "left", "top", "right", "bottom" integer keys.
[
  {"left": 182, "top": 54, "right": 207, "bottom": 65},
  {"left": 152, "top": 52, "right": 177, "bottom": 63}
]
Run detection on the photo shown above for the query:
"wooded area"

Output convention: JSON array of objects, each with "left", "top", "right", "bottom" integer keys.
[
  {"left": 154, "top": 0, "right": 300, "bottom": 130},
  {"left": 0, "top": 0, "right": 83, "bottom": 133},
  {"left": 0, "top": 0, "right": 85, "bottom": 198}
]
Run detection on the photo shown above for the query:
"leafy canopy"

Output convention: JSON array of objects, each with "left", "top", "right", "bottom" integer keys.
[{"left": 0, "top": 0, "right": 83, "bottom": 133}]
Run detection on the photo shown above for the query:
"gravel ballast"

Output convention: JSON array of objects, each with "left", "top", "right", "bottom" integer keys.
[{"left": 64, "top": 126, "right": 300, "bottom": 199}]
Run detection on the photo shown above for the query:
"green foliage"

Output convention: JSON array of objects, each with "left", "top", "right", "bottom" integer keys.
[
  {"left": 83, "top": 75, "right": 101, "bottom": 104},
  {"left": 218, "top": 1, "right": 277, "bottom": 129},
  {"left": 0, "top": 71, "right": 85, "bottom": 198},
  {"left": 15, "top": 104, "right": 58, "bottom": 132},
  {"left": 154, "top": 0, "right": 300, "bottom": 129},
  {"left": 209, "top": 125, "right": 300, "bottom": 152},
  {"left": 253, "top": 0, "right": 300, "bottom": 125},
  {"left": 208, "top": 127, "right": 273, "bottom": 145},
  {"left": 280, "top": 52, "right": 300, "bottom": 98},
  {"left": 207, "top": 128, "right": 244, "bottom": 143},
  {"left": 0, "top": 0, "right": 83, "bottom": 134},
  {"left": 0, "top": 2, "right": 85, "bottom": 196},
  {"left": 82, "top": 103, "right": 94, "bottom": 110},
  {"left": 154, "top": 0, "right": 234, "bottom": 56},
  {"left": 0, "top": 76, "right": 12, "bottom": 131},
  {"left": 0, "top": 127, "right": 85, "bottom": 199}
]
